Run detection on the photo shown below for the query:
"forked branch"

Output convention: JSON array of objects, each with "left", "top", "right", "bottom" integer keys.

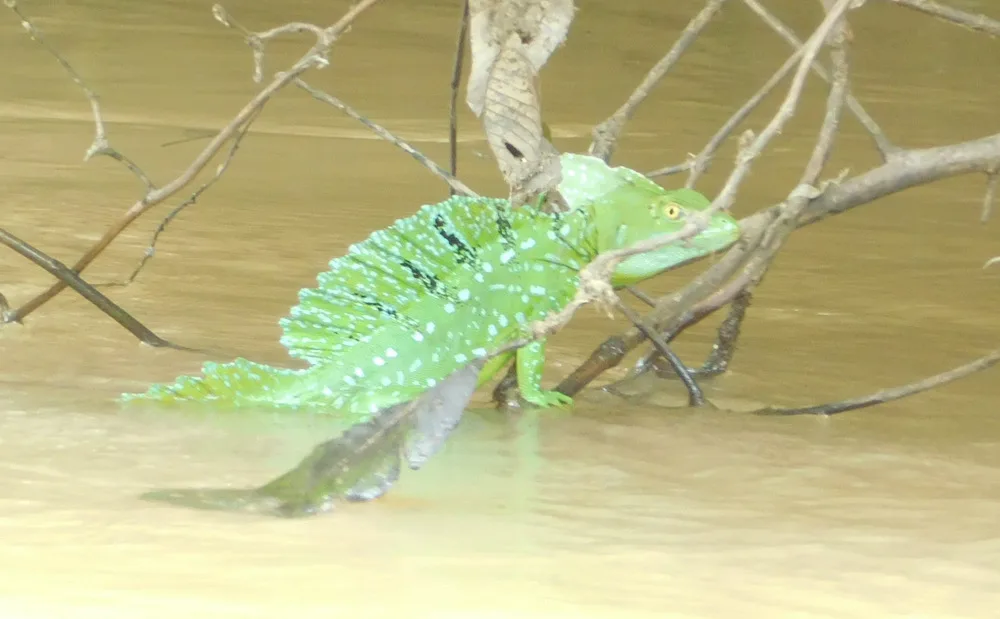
[
  {"left": 491, "top": 0, "right": 859, "bottom": 371},
  {"left": 886, "top": 0, "right": 1000, "bottom": 37},
  {"left": 588, "top": 0, "right": 730, "bottom": 162},
  {"left": 3, "top": 0, "right": 155, "bottom": 189},
  {"left": 1, "top": 0, "right": 382, "bottom": 325}
]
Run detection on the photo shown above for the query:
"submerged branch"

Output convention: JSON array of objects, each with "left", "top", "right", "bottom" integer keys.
[
  {"left": 614, "top": 300, "right": 707, "bottom": 407},
  {"left": 622, "top": 286, "right": 751, "bottom": 386},
  {"left": 756, "top": 348, "right": 1000, "bottom": 416},
  {"left": 0, "top": 228, "right": 188, "bottom": 349}
]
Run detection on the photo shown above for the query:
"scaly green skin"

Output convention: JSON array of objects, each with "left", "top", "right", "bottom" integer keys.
[{"left": 121, "top": 154, "right": 741, "bottom": 418}]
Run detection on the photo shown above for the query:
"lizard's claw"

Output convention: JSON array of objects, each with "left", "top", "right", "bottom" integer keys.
[{"left": 521, "top": 388, "right": 574, "bottom": 409}]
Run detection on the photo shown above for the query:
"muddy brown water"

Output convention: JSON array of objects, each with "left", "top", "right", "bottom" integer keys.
[{"left": 2, "top": 1, "right": 1000, "bottom": 617}]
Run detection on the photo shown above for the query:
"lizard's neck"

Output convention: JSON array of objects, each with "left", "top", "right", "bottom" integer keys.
[{"left": 507, "top": 203, "right": 600, "bottom": 267}]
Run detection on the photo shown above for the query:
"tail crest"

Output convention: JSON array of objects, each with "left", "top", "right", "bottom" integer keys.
[{"left": 121, "top": 358, "right": 311, "bottom": 409}]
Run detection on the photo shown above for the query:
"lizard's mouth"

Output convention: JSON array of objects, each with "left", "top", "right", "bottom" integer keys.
[{"left": 610, "top": 216, "right": 742, "bottom": 287}]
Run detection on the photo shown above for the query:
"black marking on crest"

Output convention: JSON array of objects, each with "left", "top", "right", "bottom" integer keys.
[
  {"left": 550, "top": 210, "right": 596, "bottom": 263},
  {"left": 432, "top": 214, "right": 478, "bottom": 266},
  {"left": 400, "top": 258, "right": 448, "bottom": 297},
  {"left": 495, "top": 207, "right": 515, "bottom": 248},
  {"left": 344, "top": 253, "right": 413, "bottom": 293},
  {"left": 356, "top": 294, "right": 400, "bottom": 319}
]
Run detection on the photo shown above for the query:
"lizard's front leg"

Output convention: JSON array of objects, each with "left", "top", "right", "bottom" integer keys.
[{"left": 516, "top": 339, "right": 574, "bottom": 409}]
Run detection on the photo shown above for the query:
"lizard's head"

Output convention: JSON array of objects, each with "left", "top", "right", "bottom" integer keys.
[
  {"left": 557, "top": 153, "right": 741, "bottom": 287},
  {"left": 596, "top": 183, "right": 741, "bottom": 286}
]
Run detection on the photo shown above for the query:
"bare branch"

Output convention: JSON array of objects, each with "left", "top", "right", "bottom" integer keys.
[
  {"left": 449, "top": 0, "right": 470, "bottom": 189},
  {"left": 700, "top": 0, "right": 857, "bottom": 217},
  {"left": 608, "top": 287, "right": 751, "bottom": 391},
  {"left": 982, "top": 168, "right": 998, "bottom": 223},
  {"left": 649, "top": 40, "right": 805, "bottom": 182},
  {"left": 215, "top": 3, "right": 475, "bottom": 196},
  {"left": 294, "top": 79, "right": 478, "bottom": 197},
  {"left": 3, "top": 0, "right": 383, "bottom": 324},
  {"left": 588, "top": 0, "right": 730, "bottom": 162},
  {"left": 111, "top": 107, "right": 264, "bottom": 287},
  {"left": 563, "top": 127, "right": 1000, "bottom": 396},
  {"left": 885, "top": 0, "right": 1000, "bottom": 37},
  {"left": 741, "top": 0, "right": 898, "bottom": 160},
  {"left": 4, "top": 0, "right": 155, "bottom": 190},
  {"left": 798, "top": 132, "right": 1000, "bottom": 227},
  {"left": 556, "top": 211, "right": 769, "bottom": 395},
  {"left": 560, "top": 0, "right": 856, "bottom": 330},
  {"left": 0, "top": 227, "right": 190, "bottom": 349},
  {"left": 756, "top": 348, "right": 1000, "bottom": 416},
  {"left": 613, "top": 300, "right": 707, "bottom": 407}
]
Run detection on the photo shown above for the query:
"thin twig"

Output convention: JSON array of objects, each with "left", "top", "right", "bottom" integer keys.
[
  {"left": 0, "top": 227, "right": 192, "bottom": 349},
  {"left": 109, "top": 107, "right": 265, "bottom": 287},
  {"left": 627, "top": 287, "right": 751, "bottom": 383},
  {"left": 449, "top": 0, "right": 469, "bottom": 191},
  {"left": 294, "top": 79, "right": 478, "bottom": 197},
  {"left": 626, "top": 286, "right": 658, "bottom": 307},
  {"left": 5, "top": 0, "right": 383, "bottom": 323},
  {"left": 698, "top": 0, "right": 857, "bottom": 223},
  {"left": 756, "top": 348, "right": 1000, "bottom": 416},
  {"left": 615, "top": 300, "right": 706, "bottom": 406},
  {"left": 886, "top": 0, "right": 1000, "bottom": 37},
  {"left": 554, "top": 0, "right": 857, "bottom": 395},
  {"left": 4, "top": 0, "right": 154, "bottom": 189},
  {"left": 588, "top": 0, "right": 730, "bottom": 162},
  {"left": 213, "top": 5, "right": 474, "bottom": 197},
  {"left": 741, "top": 0, "right": 898, "bottom": 160},
  {"left": 650, "top": 40, "right": 806, "bottom": 182}
]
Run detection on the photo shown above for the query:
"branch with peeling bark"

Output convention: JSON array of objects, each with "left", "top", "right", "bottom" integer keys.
[
  {"left": 559, "top": 129, "right": 1000, "bottom": 400},
  {"left": 511, "top": 0, "right": 1000, "bottom": 416}
]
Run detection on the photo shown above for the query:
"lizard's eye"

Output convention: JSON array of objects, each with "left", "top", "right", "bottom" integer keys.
[{"left": 663, "top": 203, "right": 683, "bottom": 220}]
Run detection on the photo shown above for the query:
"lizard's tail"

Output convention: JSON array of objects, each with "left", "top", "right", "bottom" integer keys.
[{"left": 120, "top": 358, "right": 310, "bottom": 409}]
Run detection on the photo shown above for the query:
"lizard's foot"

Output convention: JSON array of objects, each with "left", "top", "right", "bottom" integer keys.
[{"left": 520, "top": 388, "right": 574, "bottom": 409}]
